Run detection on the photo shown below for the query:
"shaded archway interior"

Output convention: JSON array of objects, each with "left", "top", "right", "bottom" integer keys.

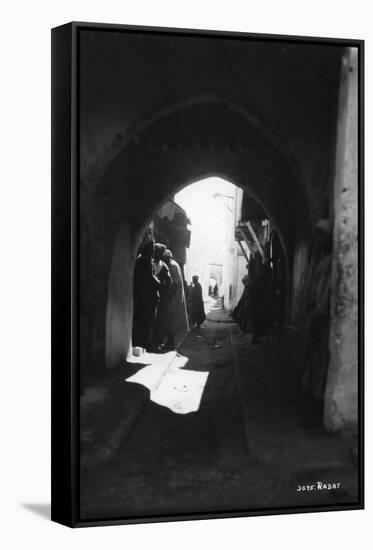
[
  {"left": 99, "top": 102, "right": 312, "bottom": 265},
  {"left": 93, "top": 101, "right": 314, "bottom": 372},
  {"left": 77, "top": 30, "right": 358, "bottom": 437}
]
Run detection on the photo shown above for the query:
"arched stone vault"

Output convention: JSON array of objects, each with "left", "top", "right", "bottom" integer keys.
[
  {"left": 98, "top": 100, "right": 312, "bottom": 252},
  {"left": 80, "top": 100, "right": 313, "bottom": 373},
  {"left": 80, "top": 29, "right": 343, "bottom": 213},
  {"left": 78, "top": 30, "right": 358, "bottom": 431}
]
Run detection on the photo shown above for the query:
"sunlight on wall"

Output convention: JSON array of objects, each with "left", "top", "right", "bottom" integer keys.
[{"left": 175, "top": 177, "right": 236, "bottom": 291}]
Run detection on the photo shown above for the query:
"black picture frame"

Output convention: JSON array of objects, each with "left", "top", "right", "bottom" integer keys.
[{"left": 51, "top": 21, "right": 364, "bottom": 527}]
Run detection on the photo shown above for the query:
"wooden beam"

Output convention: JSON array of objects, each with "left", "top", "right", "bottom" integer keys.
[
  {"left": 245, "top": 221, "right": 265, "bottom": 259},
  {"left": 237, "top": 227, "right": 255, "bottom": 256},
  {"left": 237, "top": 240, "right": 250, "bottom": 264}
]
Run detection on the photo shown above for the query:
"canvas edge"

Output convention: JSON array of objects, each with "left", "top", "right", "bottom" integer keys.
[{"left": 51, "top": 21, "right": 365, "bottom": 528}]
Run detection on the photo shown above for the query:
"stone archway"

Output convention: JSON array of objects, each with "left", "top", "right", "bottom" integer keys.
[
  {"left": 77, "top": 30, "right": 359, "bottom": 435},
  {"left": 97, "top": 100, "right": 312, "bottom": 371}
]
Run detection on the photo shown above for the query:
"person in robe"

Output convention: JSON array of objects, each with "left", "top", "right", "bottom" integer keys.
[
  {"left": 189, "top": 275, "right": 206, "bottom": 329},
  {"left": 301, "top": 219, "right": 333, "bottom": 429},
  {"left": 249, "top": 251, "right": 271, "bottom": 344},
  {"left": 233, "top": 264, "right": 252, "bottom": 333},
  {"left": 162, "top": 249, "right": 189, "bottom": 349},
  {"left": 153, "top": 243, "right": 171, "bottom": 349},
  {"left": 132, "top": 231, "right": 160, "bottom": 350}
]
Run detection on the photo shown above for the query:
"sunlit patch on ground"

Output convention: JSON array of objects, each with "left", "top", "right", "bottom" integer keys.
[{"left": 125, "top": 353, "right": 209, "bottom": 414}]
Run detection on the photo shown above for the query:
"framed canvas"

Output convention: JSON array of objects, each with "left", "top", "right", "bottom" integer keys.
[{"left": 51, "top": 22, "right": 364, "bottom": 527}]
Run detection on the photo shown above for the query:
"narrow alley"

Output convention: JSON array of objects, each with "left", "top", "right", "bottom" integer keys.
[
  {"left": 80, "top": 300, "right": 357, "bottom": 520},
  {"left": 49, "top": 25, "right": 363, "bottom": 526}
]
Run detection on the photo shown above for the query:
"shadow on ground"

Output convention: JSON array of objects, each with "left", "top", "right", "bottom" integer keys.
[{"left": 21, "top": 503, "right": 50, "bottom": 520}]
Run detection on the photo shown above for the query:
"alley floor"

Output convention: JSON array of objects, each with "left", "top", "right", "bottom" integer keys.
[{"left": 80, "top": 305, "right": 359, "bottom": 520}]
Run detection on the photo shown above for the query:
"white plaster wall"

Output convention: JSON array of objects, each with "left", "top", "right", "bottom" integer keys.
[
  {"left": 324, "top": 48, "right": 359, "bottom": 430},
  {"left": 105, "top": 221, "right": 134, "bottom": 368},
  {"left": 223, "top": 187, "right": 243, "bottom": 312}
]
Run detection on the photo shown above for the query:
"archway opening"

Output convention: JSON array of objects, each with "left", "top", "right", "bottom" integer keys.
[
  {"left": 128, "top": 174, "right": 289, "bottom": 414},
  {"left": 93, "top": 99, "right": 312, "bottom": 379},
  {"left": 78, "top": 34, "right": 359, "bottom": 517}
]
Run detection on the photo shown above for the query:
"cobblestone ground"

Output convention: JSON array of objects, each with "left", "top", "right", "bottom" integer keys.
[{"left": 80, "top": 309, "right": 359, "bottom": 520}]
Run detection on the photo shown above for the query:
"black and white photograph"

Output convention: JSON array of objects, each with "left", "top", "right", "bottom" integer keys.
[
  {"left": 52, "top": 23, "right": 363, "bottom": 525},
  {"left": 2, "top": 0, "right": 372, "bottom": 546}
]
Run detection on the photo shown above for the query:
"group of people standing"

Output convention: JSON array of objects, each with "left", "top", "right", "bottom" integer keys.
[
  {"left": 133, "top": 232, "right": 189, "bottom": 352},
  {"left": 233, "top": 219, "right": 333, "bottom": 429},
  {"left": 233, "top": 250, "right": 272, "bottom": 344},
  {"left": 133, "top": 232, "right": 206, "bottom": 353}
]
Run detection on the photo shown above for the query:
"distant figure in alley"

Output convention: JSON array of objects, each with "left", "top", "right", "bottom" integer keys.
[{"left": 188, "top": 275, "right": 206, "bottom": 329}]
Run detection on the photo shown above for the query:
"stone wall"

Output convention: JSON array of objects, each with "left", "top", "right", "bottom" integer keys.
[
  {"left": 78, "top": 30, "right": 348, "bottom": 396},
  {"left": 324, "top": 48, "right": 359, "bottom": 430}
]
